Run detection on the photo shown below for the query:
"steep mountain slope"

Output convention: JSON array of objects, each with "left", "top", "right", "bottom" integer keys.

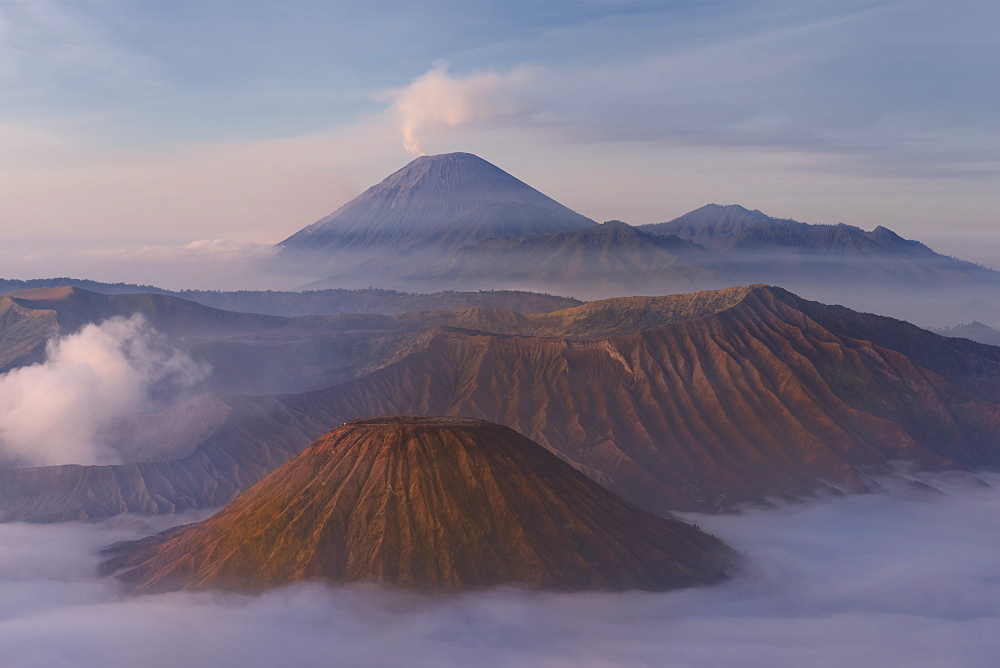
[
  {"left": 278, "top": 152, "right": 594, "bottom": 254},
  {"left": 4, "top": 286, "right": 1000, "bottom": 521},
  {"left": 102, "top": 416, "right": 734, "bottom": 594},
  {"left": 436, "top": 220, "right": 725, "bottom": 296},
  {"left": 0, "top": 296, "right": 58, "bottom": 372}
]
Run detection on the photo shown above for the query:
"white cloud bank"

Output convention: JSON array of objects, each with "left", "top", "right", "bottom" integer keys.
[
  {"left": 0, "top": 473, "right": 998, "bottom": 666},
  {"left": 0, "top": 316, "right": 207, "bottom": 467}
]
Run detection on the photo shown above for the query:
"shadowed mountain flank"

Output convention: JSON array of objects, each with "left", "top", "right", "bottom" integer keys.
[
  {"left": 279, "top": 152, "right": 594, "bottom": 254},
  {"left": 435, "top": 220, "right": 724, "bottom": 295},
  {"left": 4, "top": 285, "right": 1000, "bottom": 521},
  {"left": 640, "top": 204, "right": 997, "bottom": 286},
  {"left": 101, "top": 416, "right": 735, "bottom": 594}
]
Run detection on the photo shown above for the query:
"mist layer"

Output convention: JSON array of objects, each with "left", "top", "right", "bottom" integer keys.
[{"left": 1, "top": 474, "right": 998, "bottom": 667}]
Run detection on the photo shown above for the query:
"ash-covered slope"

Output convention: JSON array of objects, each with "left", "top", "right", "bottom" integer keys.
[
  {"left": 279, "top": 152, "right": 594, "bottom": 254},
  {"left": 102, "top": 416, "right": 734, "bottom": 594},
  {"left": 5, "top": 285, "right": 1000, "bottom": 521}
]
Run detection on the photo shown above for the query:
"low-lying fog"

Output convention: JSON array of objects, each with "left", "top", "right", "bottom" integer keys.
[
  {"left": 2, "top": 473, "right": 998, "bottom": 667},
  {"left": 6, "top": 236, "right": 1000, "bottom": 331}
]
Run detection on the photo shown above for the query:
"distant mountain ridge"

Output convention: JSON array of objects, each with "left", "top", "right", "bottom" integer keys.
[
  {"left": 435, "top": 220, "right": 724, "bottom": 295},
  {"left": 0, "top": 277, "right": 580, "bottom": 317},
  {"left": 641, "top": 203, "right": 981, "bottom": 264},
  {"left": 279, "top": 152, "right": 594, "bottom": 254}
]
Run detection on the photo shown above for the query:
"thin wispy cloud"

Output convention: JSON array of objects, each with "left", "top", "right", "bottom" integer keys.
[
  {"left": 377, "top": 1, "right": 999, "bottom": 178},
  {"left": 0, "top": 0, "right": 156, "bottom": 95}
]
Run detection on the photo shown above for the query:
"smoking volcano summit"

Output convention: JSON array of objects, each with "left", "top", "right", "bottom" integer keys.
[{"left": 278, "top": 152, "right": 595, "bottom": 255}]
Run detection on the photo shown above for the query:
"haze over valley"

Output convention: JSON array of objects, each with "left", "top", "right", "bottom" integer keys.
[{"left": 2, "top": 1, "right": 999, "bottom": 666}]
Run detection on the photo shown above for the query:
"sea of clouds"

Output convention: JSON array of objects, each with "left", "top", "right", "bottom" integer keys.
[{"left": 1, "top": 473, "right": 998, "bottom": 667}]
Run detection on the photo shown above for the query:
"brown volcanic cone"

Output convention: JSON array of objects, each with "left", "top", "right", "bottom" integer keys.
[{"left": 102, "top": 416, "right": 734, "bottom": 594}]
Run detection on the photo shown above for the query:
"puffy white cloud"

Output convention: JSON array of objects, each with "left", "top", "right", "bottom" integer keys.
[
  {"left": 380, "top": 62, "right": 535, "bottom": 156},
  {"left": 0, "top": 316, "right": 207, "bottom": 467}
]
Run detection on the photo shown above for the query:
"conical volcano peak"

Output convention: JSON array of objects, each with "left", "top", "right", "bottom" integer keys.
[
  {"left": 102, "top": 415, "right": 735, "bottom": 594},
  {"left": 401, "top": 151, "right": 507, "bottom": 175},
  {"left": 278, "top": 152, "right": 594, "bottom": 253},
  {"left": 359, "top": 152, "right": 544, "bottom": 204},
  {"left": 321, "top": 415, "right": 528, "bottom": 457}
]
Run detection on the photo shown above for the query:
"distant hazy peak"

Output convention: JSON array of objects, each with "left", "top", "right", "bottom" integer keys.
[
  {"left": 645, "top": 203, "right": 783, "bottom": 230},
  {"left": 278, "top": 151, "right": 594, "bottom": 253},
  {"left": 639, "top": 203, "right": 950, "bottom": 259},
  {"left": 690, "top": 203, "right": 772, "bottom": 219},
  {"left": 933, "top": 321, "right": 1000, "bottom": 346}
]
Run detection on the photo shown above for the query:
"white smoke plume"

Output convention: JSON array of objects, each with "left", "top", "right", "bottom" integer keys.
[
  {"left": 0, "top": 315, "right": 208, "bottom": 467},
  {"left": 382, "top": 62, "right": 533, "bottom": 155}
]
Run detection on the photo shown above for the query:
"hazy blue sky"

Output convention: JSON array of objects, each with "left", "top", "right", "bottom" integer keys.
[{"left": 2, "top": 0, "right": 999, "bottom": 274}]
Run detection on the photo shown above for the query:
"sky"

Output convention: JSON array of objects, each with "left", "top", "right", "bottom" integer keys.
[
  {"left": 1, "top": 0, "right": 999, "bottom": 281},
  {"left": 1, "top": 472, "right": 999, "bottom": 667}
]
